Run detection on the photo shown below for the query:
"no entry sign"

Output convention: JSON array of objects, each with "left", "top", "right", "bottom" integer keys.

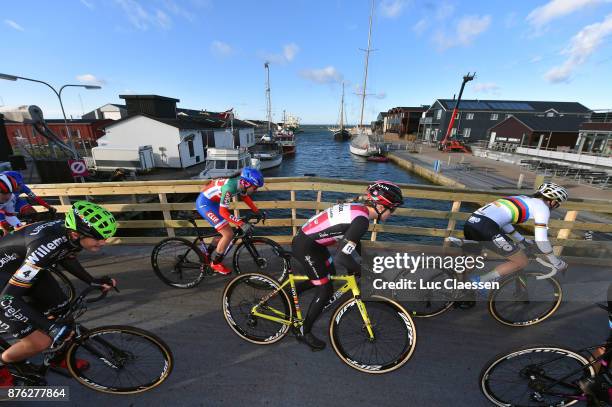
[{"left": 68, "top": 159, "right": 89, "bottom": 177}]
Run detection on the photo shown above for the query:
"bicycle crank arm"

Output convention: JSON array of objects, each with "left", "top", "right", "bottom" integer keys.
[{"left": 535, "top": 258, "right": 558, "bottom": 280}]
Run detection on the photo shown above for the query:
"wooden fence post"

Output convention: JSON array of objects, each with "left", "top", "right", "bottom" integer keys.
[
  {"left": 291, "top": 190, "right": 297, "bottom": 235},
  {"left": 443, "top": 200, "right": 462, "bottom": 246},
  {"left": 554, "top": 210, "right": 578, "bottom": 256},
  {"left": 158, "top": 193, "right": 175, "bottom": 237},
  {"left": 315, "top": 190, "right": 322, "bottom": 215},
  {"left": 370, "top": 218, "right": 378, "bottom": 241}
]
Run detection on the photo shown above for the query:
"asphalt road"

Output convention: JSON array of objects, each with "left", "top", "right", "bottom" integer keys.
[{"left": 34, "top": 245, "right": 610, "bottom": 407}]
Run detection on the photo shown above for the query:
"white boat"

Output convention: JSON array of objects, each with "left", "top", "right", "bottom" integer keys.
[
  {"left": 350, "top": 0, "right": 376, "bottom": 157},
  {"left": 250, "top": 135, "right": 283, "bottom": 170},
  {"left": 194, "top": 147, "right": 256, "bottom": 179},
  {"left": 350, "top": 131, "right": 377, "bottom": 157}
]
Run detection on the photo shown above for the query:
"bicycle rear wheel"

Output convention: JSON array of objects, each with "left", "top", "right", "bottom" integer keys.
[
  {"left": 480, "top": 345, "right": 595, "bottom": 406},
  {"left": 233, "top": 237, "right": 287, "bottom": 282},
  {"left": 151, "top": 237, "right": 206, "bottom": 288},
  {"left": 66, "top": 325, "right": 173, "bottom": 394},
  {"left": 329, "top": 296, "right": 416, "bottom": 374},
  {"left": 489, "top": 273, "right": 562, "bottom": 327},
  {"left": 222, "top": 273, "right": 292, "bottom": 344}
]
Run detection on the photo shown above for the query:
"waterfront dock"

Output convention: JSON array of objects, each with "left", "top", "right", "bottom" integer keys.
[{"left": 389, "top": 145, "right": 612, "bottom": 200}]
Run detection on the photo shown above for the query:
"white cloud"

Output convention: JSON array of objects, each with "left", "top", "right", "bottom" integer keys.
[
  {"left": 380, "top": 0, "right": 407, "bottom": 19},
  {"left": 261, "top": 43, "right": 300, "bottom": 64},
  {"left": 436, "top": 3, "right": 455, "bottom": 20},
  {"left": 434, "top": 15, "right": 492, "bottom": 50},
  {"left": 527, "top": 0, "right": 606, "bottom": 29},
  {"left": 210, "top": 40, "right": 233, "bottom": 56},
  {"left": 530, "top": 55, "right": 543, "bottom": 63},
  {"left": 299, "top": 66, "right": 343, "bottom": 84},
  {"left": 163, "top": 0, "right": 195, "bottom": 22},
  {"left": 4, "top": 19, "right": 24, "bottom": 31},
  {"left": 473, "top": 82, "right": 500, "bottom": 93},
  {"left": 80, "top": 0, "right": 94, "bottom": 9},
  {"left": 375, "top": 91, "right": 387, "bottom": 99},
  {"left": 544, "top": 13, "right": 612, "bottom": 83},
  {"left": 115, "top": 0, "right": 173, "bottom": 30},
  {"left": 155, "top": 9, "right": 172, "bottom": 29},
  {"left": 413, "top": 18, "right": 428, "bottom": 35},
  {"left": 283, "top": 43, "right": 299, "bottom": 62},
  {"left": 76, "top": 74, "right": 106, "bottom": 86}
]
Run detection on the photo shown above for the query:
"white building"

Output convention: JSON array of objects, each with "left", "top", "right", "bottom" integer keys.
[
  {"left": 99, "top": 114, "right": 255, "bottom": 168},
  {"left": 82, "top": 104, "right": 127, "bottom": 120}
]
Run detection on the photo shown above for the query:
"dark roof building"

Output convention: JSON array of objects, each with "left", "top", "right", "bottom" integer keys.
[
  {"left": 384, "top": 106, "right": 429, "bottom": 137},
  {"left": 419, "top": 99, "right": 592, "bottom": 143},
  {"left": 488, "top": 114, "right": 586, "bottom": 151}
]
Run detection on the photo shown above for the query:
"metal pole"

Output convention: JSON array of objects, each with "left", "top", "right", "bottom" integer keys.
[{"left": 359, "top": 0, "right": 375, "bottom": 128}]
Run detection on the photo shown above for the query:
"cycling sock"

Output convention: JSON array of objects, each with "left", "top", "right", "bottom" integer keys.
[
  {"left": 211, "top": 251, "right": 225, "bottom": 264},
  {"left": 302, "top": 283, "right": 333, "bottom": 334},
  {"left": 480, "top": 271, "right": 501, "bottom": 283}
]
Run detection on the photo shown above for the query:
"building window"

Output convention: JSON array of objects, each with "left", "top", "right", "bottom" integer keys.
[
  {"left": 436, "top": 110, "right": 442, "bottom": 120},
  {"left": 546, "top": 112, "right": 554, "bottom": 117},
  {"left": 454, "top": 112, "right": 460, "bottom": 120},
  {"left": 215, "top": 160, "right": 225, "bottom": 169},
  {"left": 227, "top": 160, "right": 238, "bottom": 169},
  {"left": 463, "top": 128, "right": 471, "bottom": 138},
  {"left": 466, "top": 113, "right": 474, "bottom": 120},
  {"left": 491, "top": 113, "right": 499, "bottom": 120}
]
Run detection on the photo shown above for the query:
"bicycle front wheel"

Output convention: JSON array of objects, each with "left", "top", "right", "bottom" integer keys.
[
  {"left": 222, "top": 273, "right": 292, "bottom": 345},
  {"left": 233, "top": 237, "right": 287, "bottom": 282},
  {"left": 489, "top": 273, "right": 562, "bottom": 327},
  {"left": 329, "top": 296, "right": 416, "bottom": 374},
  {"left": 480, "top": 345, "right": 595, "bottom": 407},
  {"left": 66, "top": 325, "right": 174, "bottom": 394},
  {"left": 52, "top": 270, "right": 76, "bottom": 304},
  {"left": 151, "top": 237, "right": 206, "bottom": 288}
]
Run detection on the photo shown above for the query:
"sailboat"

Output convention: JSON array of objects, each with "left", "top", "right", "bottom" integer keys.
[
  {"left": 329, "top": 82, "right": 350, "bottom": 141},
  {"left": 350, "top": 0, "right": 377, "bottom": 157},
  {"left": 250, "top": 62, "right": 283, "bottom": 170}
]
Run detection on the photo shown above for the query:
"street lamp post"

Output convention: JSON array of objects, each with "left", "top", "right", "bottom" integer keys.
[{"left": 0, "top": 73, "right": 101, "bottom": 159}]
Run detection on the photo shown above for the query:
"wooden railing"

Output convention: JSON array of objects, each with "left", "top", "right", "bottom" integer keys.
[{"left": 30, "top": 177, "right": 612, "bottom": 254}]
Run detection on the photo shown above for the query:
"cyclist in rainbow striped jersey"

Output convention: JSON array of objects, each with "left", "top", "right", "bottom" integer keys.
[{"left": 463, "top": 182, "right": 569, "bottom": 284}]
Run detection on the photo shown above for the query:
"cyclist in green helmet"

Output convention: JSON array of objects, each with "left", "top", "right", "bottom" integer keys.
[{"left": 0, "top": 201, "right": 117, "bottom": 386}]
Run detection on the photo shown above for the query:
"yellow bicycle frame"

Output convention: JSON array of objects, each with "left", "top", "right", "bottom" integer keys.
[{"left": 250, "top": 273, "right": 376, "bottom": 339}]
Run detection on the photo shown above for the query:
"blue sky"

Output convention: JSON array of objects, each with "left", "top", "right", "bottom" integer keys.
[{"left": 1, "top": 0, "right": 611, "bottom": 124}]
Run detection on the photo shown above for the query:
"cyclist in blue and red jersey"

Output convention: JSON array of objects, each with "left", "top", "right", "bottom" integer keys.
[
  {"left": 0, "top": 172, "right": 55, "bottom": 235},
  {"left": 195, "top": 167, "right": 265, "bottom": 275}
]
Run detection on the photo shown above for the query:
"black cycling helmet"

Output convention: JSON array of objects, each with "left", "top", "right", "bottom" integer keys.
[{"left": 365, "top": 180, "right": 404, "bottom": 209}]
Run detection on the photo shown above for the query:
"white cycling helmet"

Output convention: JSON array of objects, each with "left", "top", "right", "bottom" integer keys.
[
  {"left": 537, "top": 182, "right": 568, "bottom": 202},
  {"left": 0, "top": 174, "right": 18, "bottom": 194}
]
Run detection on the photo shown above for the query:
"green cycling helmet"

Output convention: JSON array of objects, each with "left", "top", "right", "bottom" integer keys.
[{"left": 65, "top": 200, "right": 117, "bottom": 239}]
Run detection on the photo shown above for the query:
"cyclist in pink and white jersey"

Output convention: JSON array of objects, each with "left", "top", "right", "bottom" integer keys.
[{"left": 290, "top": 180, "right": 404, "bottom": 351}]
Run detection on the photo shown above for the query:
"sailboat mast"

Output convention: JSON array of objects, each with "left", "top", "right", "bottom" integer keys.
[
  {"left": 265, "top": 62, "right": 272, "bottom": 135},
  {"left": 359, "top": 0, "right": 374, "bottom": 128},
  {"left": 339, "top": 82, "right": 345, "bottom": 130}
]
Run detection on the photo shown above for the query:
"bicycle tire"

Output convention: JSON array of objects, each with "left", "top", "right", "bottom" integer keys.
[
  {"left": 232, "top": 237, "right": 287, "bottom": 282},
  {"left": 480, "top": 345, "right": 595, "bottom": 407},
  {"left": 222, "top": 273, "right": 292, "bottom": 345},
  {"left": 329, "top": 295, "right": 417, "bottom": 374},
  {"left": 66, "top": 325, "right": 174, "bottom": 394},
  {"left": 151, "top": 237, "right": 206, "bottom": 288},
  {"left": 489, "top": 273, "right": 562, "bottom": 327}
]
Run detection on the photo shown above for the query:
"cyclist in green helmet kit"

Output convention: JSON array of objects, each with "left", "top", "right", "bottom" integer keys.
[{"left": 0, "top": 201, "right": 117, "bottom": 386}]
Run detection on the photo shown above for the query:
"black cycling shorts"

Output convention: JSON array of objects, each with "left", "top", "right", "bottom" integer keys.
[
  {"left": 291, "top": 231, "right": 335, "bottom": 284},
  {"left": 463, "top": 214, "right": 520, "bottom": 257},
  {"left": 0, "top": 271, "right": 68, "bottom": 339}
]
